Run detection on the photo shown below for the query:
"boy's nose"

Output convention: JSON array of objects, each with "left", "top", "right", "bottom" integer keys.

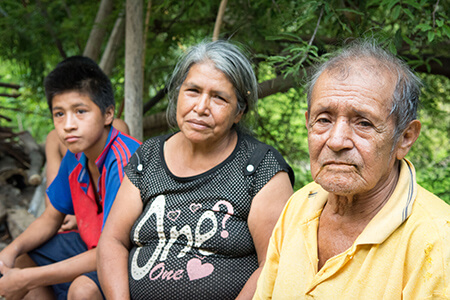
[{"left": 64, "top": 114, "right": 77, "bottom": 131}]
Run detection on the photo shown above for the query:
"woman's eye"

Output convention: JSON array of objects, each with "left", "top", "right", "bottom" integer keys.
[{"left": 213, "top": 95, "right": 226, "bottom": 102}]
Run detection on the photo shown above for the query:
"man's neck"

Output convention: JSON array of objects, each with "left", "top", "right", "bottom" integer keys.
[{"left": 317, "top": 161, "right": 401, "bottom": 270}]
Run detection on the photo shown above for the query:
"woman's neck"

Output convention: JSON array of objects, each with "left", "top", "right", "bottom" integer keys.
[{"left": 165, "top": 130, "right": 238, "bottom": 177}]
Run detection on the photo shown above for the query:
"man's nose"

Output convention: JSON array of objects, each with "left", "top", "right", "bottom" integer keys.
[{"left": 326, "top": 119, "right": 354, "bottom": 151}]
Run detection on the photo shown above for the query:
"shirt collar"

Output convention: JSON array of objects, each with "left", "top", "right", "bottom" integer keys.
[
  {"left": 94, "top": 126, "right": 119, "bottom": 170},
  {"left": 74, "top": 126, "right": 118, "bottom": 168},
  {"left": 356, "top": 159, "right": 417, "bottom": 244}
]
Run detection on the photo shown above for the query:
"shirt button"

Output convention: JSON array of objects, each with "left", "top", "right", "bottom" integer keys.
[{"left": 246, "top": 164, "right": 254, "bottom": 172}]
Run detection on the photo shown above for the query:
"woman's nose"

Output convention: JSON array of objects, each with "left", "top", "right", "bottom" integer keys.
[{"left": 193, "top": 94, "right": 210, "bottom": 115}]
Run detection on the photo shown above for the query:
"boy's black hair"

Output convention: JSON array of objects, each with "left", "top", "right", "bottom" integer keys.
[{"left": 44, "top": 56, "right": 114, "bottom": 114}]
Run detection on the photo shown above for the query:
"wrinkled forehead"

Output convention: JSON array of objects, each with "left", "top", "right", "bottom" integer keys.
[{"left": 325, "top": 57, "right": 397, "bottom": 87}]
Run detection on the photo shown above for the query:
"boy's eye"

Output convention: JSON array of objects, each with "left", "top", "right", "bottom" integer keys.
[
  {"left": 76, "top": 109, "right": 87, "bottom": 114},
  {"left": 53, "top": 112, "right": 64, "bottom": 118}
]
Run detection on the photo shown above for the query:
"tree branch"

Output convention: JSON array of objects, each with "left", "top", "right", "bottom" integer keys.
[
  {"left": 0, "top": 93, "right": 20, "bottom": 98},
  {"left": 0, "top": 82, "right": 20, "bottom": 90},
  {"left": 83, "top": 0, "right": 114, "bottom": 61},
  {"left": 35, "top": 0, "right": 67, "bottom": 59},
  {"left": 432, "top": 0, "right": 440, "bottom": 28},
  {"left": 213, "top": 0, "right": 228, "bottom": 41}
]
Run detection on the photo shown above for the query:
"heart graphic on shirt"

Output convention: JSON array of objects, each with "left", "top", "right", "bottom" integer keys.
[
  {"left": 189, "top": 203, "right": 202, "bottom": 213},
  {"left": 186, "top": 258, "right": 214, "bottom": 281},
  {"left": 167, "top": 210, "right": 181, "bottom": 221}
]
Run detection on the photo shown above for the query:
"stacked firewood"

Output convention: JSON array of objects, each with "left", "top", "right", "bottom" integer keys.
[{"left": 0, "top": 126, "right": 45, "bottom": 250}]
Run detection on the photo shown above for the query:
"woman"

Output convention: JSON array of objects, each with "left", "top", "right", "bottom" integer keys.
[{"left": 97, "top": 40, "right": 294, "bottom": 300}]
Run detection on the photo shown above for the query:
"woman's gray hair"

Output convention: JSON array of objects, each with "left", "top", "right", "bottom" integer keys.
[
  {"left": 307, "top": 39, "right": 422, "bottom": 142},
  {"left": 166, "top": 40, "right": 258, "bottom": 130}
]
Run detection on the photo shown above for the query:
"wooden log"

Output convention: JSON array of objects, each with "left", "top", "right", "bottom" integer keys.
[
  {"left": 0, "top": 156, "right": 27, "bottom": 186},
  {"left": 18, "top": 131, "right": 44, "bottom": 186}
]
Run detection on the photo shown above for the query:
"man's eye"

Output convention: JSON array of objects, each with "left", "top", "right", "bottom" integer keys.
[
  {"left": 53, "top": 112, "right": 63, "bottom": 118},
  {"left": 317, "top": 118, "right": 331, "bottom": 124},
  {"left": 77, "top": 109, "right": 87, "bottom": 114},
  {"left": 358, "top": 121, "right": 372, "bottom": 127}
]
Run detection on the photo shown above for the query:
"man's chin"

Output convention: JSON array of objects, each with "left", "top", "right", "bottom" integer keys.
[{"left": 315, "top": 174, "right": 363, "bottom": 196}]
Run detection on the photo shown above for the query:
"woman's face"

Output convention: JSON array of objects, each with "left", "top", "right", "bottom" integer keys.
[{"left": 176, "top": 61, "right": 243, "bottom": 146}]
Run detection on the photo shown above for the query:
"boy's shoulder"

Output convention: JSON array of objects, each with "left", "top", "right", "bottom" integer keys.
[{"left": 103, "top": 129, "right": 141, "bottom": 168}]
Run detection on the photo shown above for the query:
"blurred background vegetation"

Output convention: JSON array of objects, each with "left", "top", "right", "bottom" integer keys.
[{"left": 0, "top": 0, "right": 448, "bottom": 201}]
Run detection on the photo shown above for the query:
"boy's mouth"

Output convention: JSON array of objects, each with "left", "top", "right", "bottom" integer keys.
[{"left": 65, "top": 135, "right": 80, "bottom": 143}]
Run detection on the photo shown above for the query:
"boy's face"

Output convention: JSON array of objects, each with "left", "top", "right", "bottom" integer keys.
[{"left": 51, "top": 91, "right": 114, "bottom": 159}]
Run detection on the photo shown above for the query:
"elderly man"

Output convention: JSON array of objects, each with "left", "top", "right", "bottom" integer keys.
[{"left": 253, "top": 40, "right": 450, "bottom": 299}]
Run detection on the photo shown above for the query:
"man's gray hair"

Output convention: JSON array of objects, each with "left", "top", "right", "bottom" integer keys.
[
  {"left": 166, "top": 40, "right": 258, "bottom": 129},
  {"left": 307, "top": 39, "right": 422, "bottom": 141}
]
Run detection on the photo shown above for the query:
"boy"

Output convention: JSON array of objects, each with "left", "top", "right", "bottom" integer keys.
[{"left": 0, "top": 56, "right": 141, "bottom": 299}]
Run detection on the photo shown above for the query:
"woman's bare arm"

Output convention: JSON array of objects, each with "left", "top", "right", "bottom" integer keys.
[
  {"left": 97, "top": 175, "right": 143, "bottom": 300},
  {"left": 236, "top": 171, "right": 293, "bottom": 299}
]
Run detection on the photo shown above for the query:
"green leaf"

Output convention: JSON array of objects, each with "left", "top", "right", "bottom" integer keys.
[
  {"left": 415, "top": 23, "right": 432, "bottom": 32},
  {"left": 401, "top": 33, "right": 414, "bottom": 46},
  {"left": 392, "top": 5, "right": 401, "bottom": 19},
  {"left": 443, "top": 25, "right": 450, "bottom": 38},
  {"left": 404, "top": 0, "right": 422, "bottom": 10},
  {"left": 428, "top": 30, "right": 435, "bottom": 42},
  {"left": 403, "top": 8, "right": 415, "bottom": 19},
  {"left": 386, "top": 0, "right": 400, "bottom": 11},
  {"left": 389, "top": 42, "right": 397, "bottom": 55},
  {"left": 335, "top": 8, "right": 365, "bottom": 16}
]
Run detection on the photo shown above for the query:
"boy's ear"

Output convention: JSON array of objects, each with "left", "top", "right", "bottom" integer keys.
[{"left": 104, "top": 105, "right": 115, "bottom": 126}]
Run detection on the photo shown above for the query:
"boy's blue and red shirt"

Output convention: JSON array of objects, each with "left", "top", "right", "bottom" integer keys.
[{"left": 47, "top": 127, "right": 141, "bottom": 250}]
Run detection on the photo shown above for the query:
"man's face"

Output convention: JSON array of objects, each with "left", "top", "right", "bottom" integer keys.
[{"left": 306, "top": 62, "right": 400, "bottom": 196}]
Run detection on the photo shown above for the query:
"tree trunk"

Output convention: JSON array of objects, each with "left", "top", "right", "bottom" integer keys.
[
  {"left": 125, "top": 0, "right": 144, "bottom": 141},
  {"left": 212, "top": 0, "right": 228, "bottom": 41},
  {"left": 83, "top": 0, "right": 114, "bottom": 61},
  {"left": 99, "top": 12, "right": 125, "bottom": 76}
]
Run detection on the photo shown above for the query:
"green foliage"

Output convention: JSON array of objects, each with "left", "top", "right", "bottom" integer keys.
[
  {"left": 408, "top": 74, "right": 450, "bottom": 203},
  {"left": 0, "top": 0, "right": 448, "bottom": 200}
]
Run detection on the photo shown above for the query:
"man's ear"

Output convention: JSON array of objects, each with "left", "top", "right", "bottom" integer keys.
[
  {"left": 395, "top": 120, "right": 421, "bottom": 160},
  {"left": 104, "top": 105, "right": 115, "bottom": 126}
]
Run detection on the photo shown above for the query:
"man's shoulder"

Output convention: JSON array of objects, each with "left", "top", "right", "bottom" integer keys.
[
  {"left": 412, "top": 185, "right": 450, "bottom": 219},
  {"left": 404, "top": 185, "right": 450, "bottom": 241}
]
